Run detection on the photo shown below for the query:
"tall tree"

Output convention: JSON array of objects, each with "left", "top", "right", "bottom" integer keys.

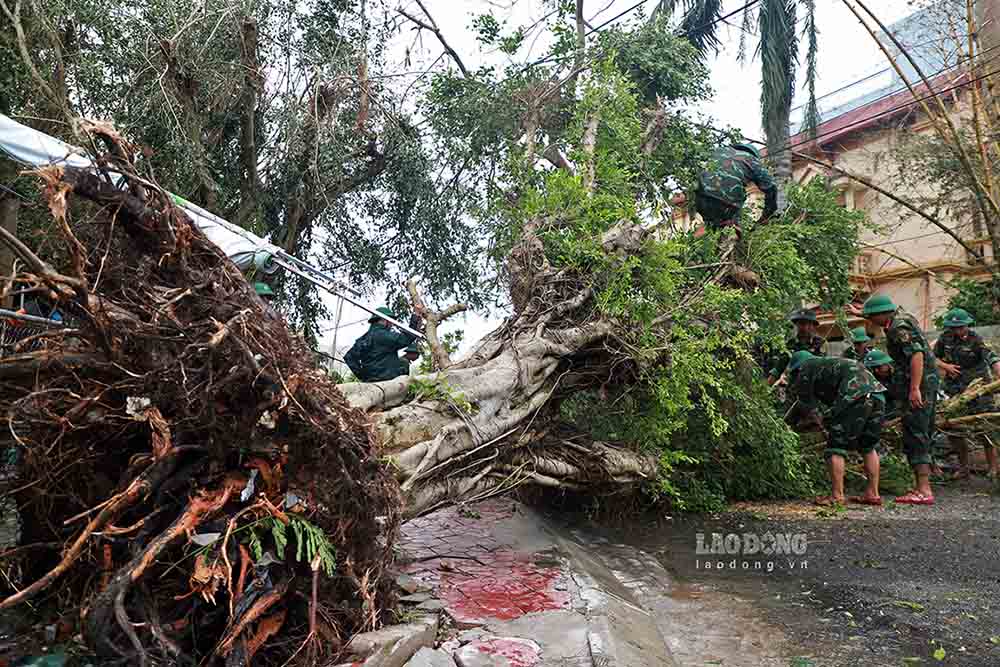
[{"left": 654, "top": 0, "right": 821, "bottom": 206}]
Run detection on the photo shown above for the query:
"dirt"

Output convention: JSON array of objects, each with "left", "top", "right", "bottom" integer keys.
[{"left": 604, "top": 478, "right": 1000, "bottom": 667}]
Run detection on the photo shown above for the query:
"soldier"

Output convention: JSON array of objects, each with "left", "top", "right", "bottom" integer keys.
[
  {"left": 841, "top": 327, "right": 873, "bottom": 361},
  {"left": 855, "top": 294, "right": 939, "bottom": 505},
  {"left": 864, "top": 350, "right": 903, "bottom": 421},
  {"left": 695, "top": 142, "right": 778, "bottom": 230},
  {"left": 933, "top": 308, "right": 1000, "bottom": 479},
  {"left": 344, "top": 307, "right": 422, "bottom": 382},
  {"left": 786, "top": 351, "right": 884, "bottom": 506},
  {"left": 694, "top": 142, "right": 778, "bottom": 288},
  {"left": 768, "top": 309, "right": 827, "bottom": 386},
  {"left": 401, "top": 342, "right": 421, "bottom": 377}
]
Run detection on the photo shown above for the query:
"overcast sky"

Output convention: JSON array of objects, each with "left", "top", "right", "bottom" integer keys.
[{"left": 317, "top": 0, "right": 922, "bottom": 359}]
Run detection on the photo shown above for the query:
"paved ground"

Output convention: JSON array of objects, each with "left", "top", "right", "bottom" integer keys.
[{"left": 599, "top": 478, "right": 1000, "bottom": 667}]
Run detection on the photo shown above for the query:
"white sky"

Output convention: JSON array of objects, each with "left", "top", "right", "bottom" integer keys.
[{"left": 316, "top": 0, "right": 920, "bottom": 358}]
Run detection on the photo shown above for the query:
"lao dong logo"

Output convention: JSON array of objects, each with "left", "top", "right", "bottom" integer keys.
[{"left": 694, "top": 532, "right": 808, "bottom": 573}]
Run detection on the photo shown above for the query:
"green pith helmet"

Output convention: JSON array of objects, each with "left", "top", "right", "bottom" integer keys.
[
  {"left": 369, "top": 306, "right": 394, "bottom": 323},
  {"left": 862, "top": 294, "right": 896, "bottom": 317},
  {"left": 789, "top": 308, "right": 818, "bottom": 324},
  {"left": 253, "top": 282, "right": 274, "bottom": 297},
  {"left": 404, "top": 343, "right": 420, "bottom": 354},
  {"left": 942, "top": 307, "right": 974, "bottom": 328},
  {"left": 788, "top": 350, "right": 815, "bottom": 373},
  {"left": 863, "top": 349, "right": 893, "bottom": 369},
  {"left": 850, "top": 327, "right": 871, "bottom": 343},
  {"left": 732, "top": 142, "right": 761, "bottom": 159}
]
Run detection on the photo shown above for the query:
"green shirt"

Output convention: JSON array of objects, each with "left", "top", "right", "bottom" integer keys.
[
  {"left": 884, "top": 309, "right": 938, "bottom": 393},
  {"left": 933, "top": 329, "right": 998, "bottom": 395},
  {"left": 790, "top": 356, "right": 886, "bottom": 417},
  {"left": 344, "top": 324, "right": 416, "bottom": 382}
]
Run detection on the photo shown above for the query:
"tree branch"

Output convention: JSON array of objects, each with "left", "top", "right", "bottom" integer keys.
[
  {"left": 406, "top": 278, "right": 467, "bottom": 371},
  {"left": 581, "top": 112, "right": 600, "bottom": 192},
  {"left": 641, "top": 101, "right": 669, "bottom": 156},
  {"left": 791, "top": 149, "right": 983, "bottom": 260},
  {"left": 397, "top": 1, "right": 470, "bottom": 77},
  {"left": 236, "top": 18, "right": 263, "bottom": 228}
]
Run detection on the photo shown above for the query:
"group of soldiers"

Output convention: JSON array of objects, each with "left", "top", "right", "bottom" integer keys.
[{"left": 770, "top": 296, "right": 1000, "bottom": 507}]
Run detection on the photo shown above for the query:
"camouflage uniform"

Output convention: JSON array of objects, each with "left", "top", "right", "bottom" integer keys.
[
  {"left": 841, "top": 344, "right": 871, "bottom": 361},
  {"left": 885, "top": 310, "right": 940, "bottom": 466},
  {"left": 790, "top": 357, "right": 886, "bottom": 459},
  {"left": 934, "top": 329, "right": 999, "bottom": 449},
  {"left": 695, "top": 147, "right": 778, "bottom": 229}
]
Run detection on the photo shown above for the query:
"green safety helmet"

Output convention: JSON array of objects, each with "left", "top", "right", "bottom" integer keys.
[
  {"left": 369, "top": 306, "right": 394, "bottom": 323},
  {"left": 850, "top": 327, "right": 871, "bottom": 343},
  {"left": 789, "top": 308, "right": 818, "bottom": 324},
  {"left": 404, "top": 343, "right": 420, "bottom": 354},
  {"left": 788, "top": 350, "right": 815, "bottom": 373},
  {"left": 253, "top": 282, "right": 274, "bottom": 297},
  {"left": 863, "top": 349, "right": 893, "bottom": 369},
  {"left": 862, "top": 294, "right": 896, "bottom": 316},
  {"left": 942, "top": 307, "right": 974, "bottom": 328},
  {"left": 732, "top": 142, "right": 761, "bottom": 159}
]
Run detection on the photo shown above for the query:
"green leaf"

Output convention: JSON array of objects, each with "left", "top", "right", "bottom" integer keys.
[
  {"left": 893, "top": 600, "right": 926, "bottom": 613},
  {"left": 932, "top": 647, "right": 946, "bottom": 661}
]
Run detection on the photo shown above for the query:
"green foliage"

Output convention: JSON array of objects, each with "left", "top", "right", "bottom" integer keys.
[
  {"left": 408, "top": 375, "right": 474, "bottom": 415},
  {"left": 417, "top": 330, "right": 464, "bottom": 374},
  {"left": 246, "top": 515, "right": 337, "bottom": 577},
  {"left": 936, "top": 278, "right": 1000, "bottom": 328},
  {"left": 878, "top": 452, "right": 914, "bottom": 496}
]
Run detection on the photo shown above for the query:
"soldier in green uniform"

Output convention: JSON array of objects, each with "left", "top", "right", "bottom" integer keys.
[
  {"left": 864, "top": 350, "right": 903, "bottom": 421},
  {"left": 401, "top": 342, "right": 421, "bottom": 377},
  {"left": 841, "top": 327, "right": 873, "bottom": 361},
  {"left": 694, "top": 143, "right": 778, "bottom": 288},
  {"left": 695, "top": 142, "right": 778, "bottom": 229},
  {"left": 787, "top": 351, "right": 884, "bottom": 506},
  {"left": 933, "top": 308, "right": 1000, "bottom": 479},
  {"left": 768, "top": 309, "right": 827, "bottom": 386},
  {"left": 344, "top": 307, "right": 422, "bottom": 382},
  {"left": 856, "top": 294, "right": 939, "bottom": 504}
]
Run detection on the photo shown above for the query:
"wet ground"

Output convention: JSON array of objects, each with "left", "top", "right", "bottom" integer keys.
[{"left": 591, "top": 478, "right": 1000, "bottom": 667}]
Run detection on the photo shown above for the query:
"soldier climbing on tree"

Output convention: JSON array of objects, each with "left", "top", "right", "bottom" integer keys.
[
  {"left": 694, "top": 141, "right": 778, "bottom": 287},
  {"left": 345, "top": 307, "right": 423, "bottom": 382}
]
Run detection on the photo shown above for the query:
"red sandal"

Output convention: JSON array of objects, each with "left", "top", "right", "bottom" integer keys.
[{"left": 894, "top": 491, "right": 934, "bottom": 505}]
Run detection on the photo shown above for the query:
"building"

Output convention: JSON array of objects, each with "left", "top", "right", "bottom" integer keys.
[{"left": 678, "top": 2, "right": 994, "bottom": 339}]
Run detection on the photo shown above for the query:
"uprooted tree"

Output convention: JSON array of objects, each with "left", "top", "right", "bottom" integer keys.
[{"left": 0, "top": 8, "right": 873, "bottom": 667}]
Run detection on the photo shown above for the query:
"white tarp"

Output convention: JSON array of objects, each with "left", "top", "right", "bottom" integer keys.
[{"left": 0, "top": 113, "right": 277, "bottom": 273}]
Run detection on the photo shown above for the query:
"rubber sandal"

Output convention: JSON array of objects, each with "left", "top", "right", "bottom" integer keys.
[
  {"left": 848, "top": 495, "right": 883, "bottom": 506},
  {"left": 894, "top": 491, "right": 935, "bottom": 505}
]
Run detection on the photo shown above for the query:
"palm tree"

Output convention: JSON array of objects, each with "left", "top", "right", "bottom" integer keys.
[{"left": 654, "top": 0, "right": 820, "bottom": 209}]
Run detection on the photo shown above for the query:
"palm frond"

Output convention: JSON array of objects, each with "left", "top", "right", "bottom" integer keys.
[
  {"left": 801, "top": 0, "right": 820, "bottom": 137},
  {"left": 652, "top": 0, "right": 725, "bottom": 54},
  {"left": 757, "top": 0, "right": 799, "bottom": 151},
  {"left": 737, "top": 3, "right": 757, "bottom": 64}
]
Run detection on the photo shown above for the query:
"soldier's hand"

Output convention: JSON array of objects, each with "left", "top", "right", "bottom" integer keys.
[
  {"left": 940, "top": 362, "right": 961, "bottom": 378},
  {"left": 844, "top": 303, "right": 863, "bottom": 317},
  {"left": 909, "top": 386, "right": 924, "bottom": 410}
]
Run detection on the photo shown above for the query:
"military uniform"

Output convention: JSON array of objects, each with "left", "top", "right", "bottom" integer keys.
[
  {"left": 884, "top": 310, "right": 940, "bottom": 466},
  {"left": 933, "top": 329, "right": 998, "bottom": 406},
  {"left": 789, "top": 356, "right": 886, "bottom": 460},
  {"left": 696, "top": 146, "right": 778, "bottom": 229},
  {"left": 770, "top": 334, "right": 827, "bottom": 382},
  {"left": 841, "top": 344, "right": 871, "bottom": 361},
  {"left": 344, "top": 314, "right": 417, "bottom": 382}
]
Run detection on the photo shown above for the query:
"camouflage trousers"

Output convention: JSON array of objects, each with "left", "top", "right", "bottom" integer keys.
[
  {"left": 826, "top": 394, "right": 884, "bottom": 459},
  {"left": 695, "top": 192, "right": 741, "bottom": 230},
  {"left": 899, "top": 374, "right": 939, "bottom": 467}
]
